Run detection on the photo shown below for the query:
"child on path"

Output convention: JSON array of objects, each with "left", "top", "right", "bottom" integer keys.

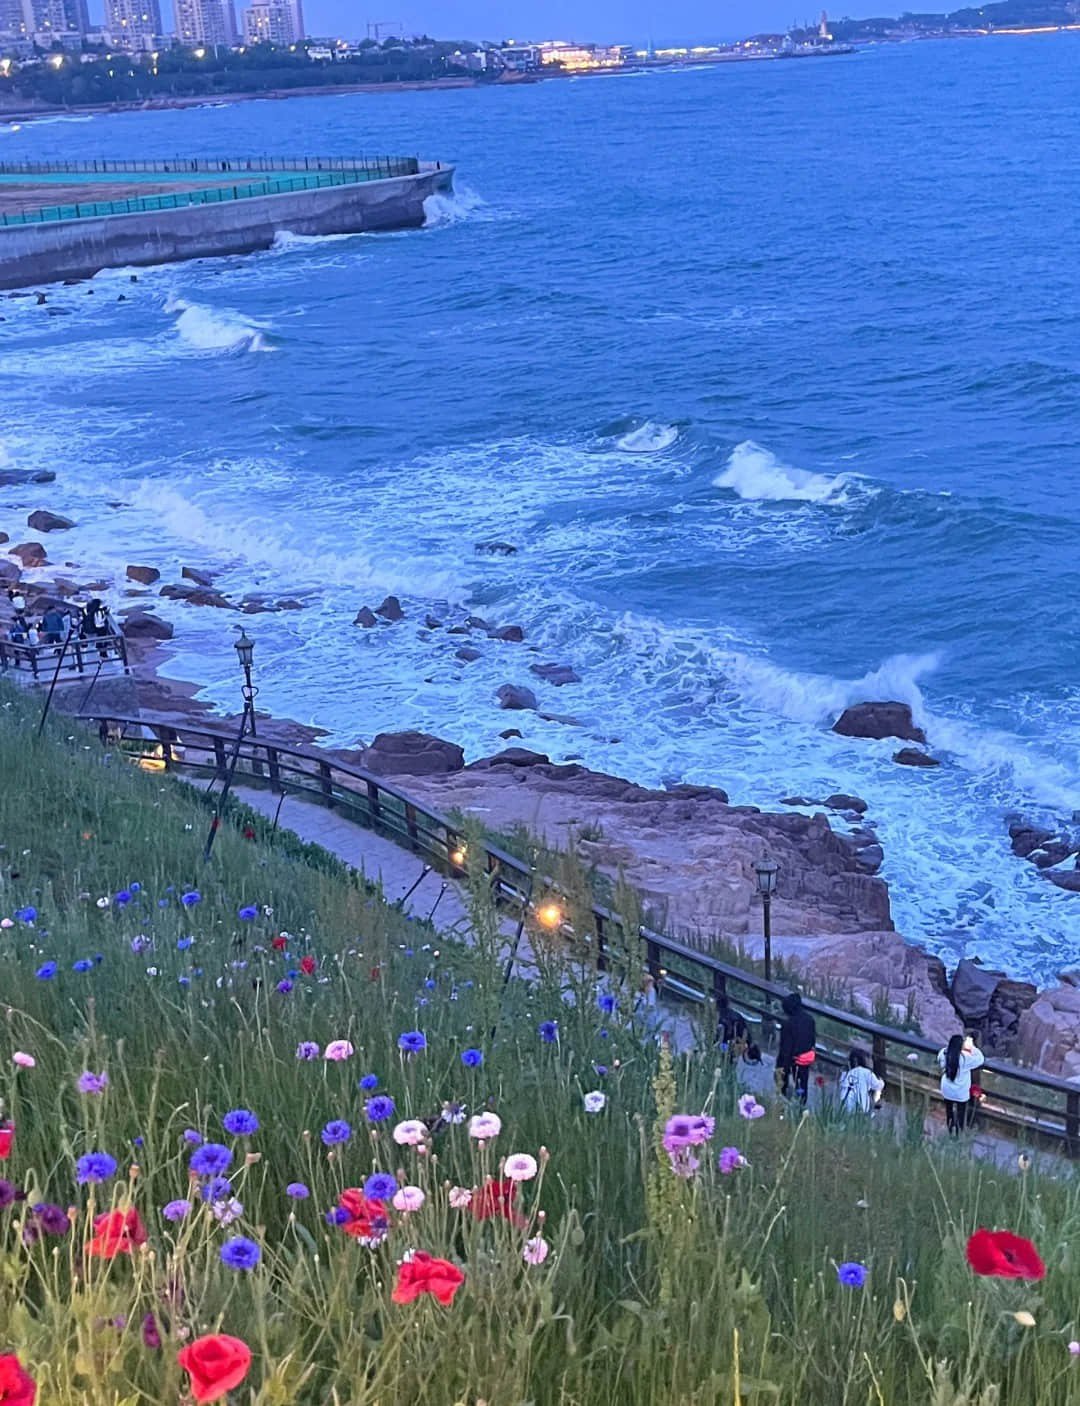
[{"left": 838, "top": 1048, "right": 884, "bottom": 1114}]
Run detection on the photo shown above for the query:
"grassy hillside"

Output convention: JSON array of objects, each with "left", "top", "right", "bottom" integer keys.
[{"left": 0, "top": 688, "right": 1076, "bottom": 1405}]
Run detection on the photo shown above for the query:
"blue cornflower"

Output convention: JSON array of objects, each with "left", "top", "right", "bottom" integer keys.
[
  {"left": 114, "top": 890, "right": 132, "bottom": 907},
  {"left": 365, "top": 1095, "right": 395, "bottom": 1123},
  {"left": 237, "top": 905, "right": 258, "bottom": 921},
  {"left": 162, "top": 1199, "right": 191, "bottom": 1222},
  {"left": 133, "top": 1136, "right": 144, "bottom": 1147},
  {"left": 76, "top": 1151, "right": 117, "bottom": 1184},
  {"left": 424, "top": 978, "right": 436, "bottom": 990},
  {"left": 130, "top": 883, "right": 141, "bottom": 893},
  {"left": 35, "top": 961, "right": 57, "bottom": 981},
  {"left": 222, "top": 1109, "right": 258, "bottom": 1136},
  {"left": 276, "top": 979, "right": 294, "bottom": 995},
  {"left": 14, "top": 906, "right": 36, "bottom": 924},
  {"left": 397, "top": 1030, "right": 427, "bottom": 1054},
  {"left": 220, "top": 1237, "right": 261, "bottom": 1271},
  {"left": 321, "top": 1120, "right": 351, "bottom": 1146},
  {"left": 461, "top": 1048, "right": 484, "bottom": 1068},
  {"left": 72, "top": 959, "right": 93, "bottom": 973},
  {"left": 201, "top": 1176, "right": 233, "bottom": 1202},
  {"left": 837, "top": 1262, "right": 868, "bottom": 1288},
  {"left": 325, "top": 1207, "right": 349, "bottom": 1225},
  {"left": 595, "top": 1064, "right": 608, "bottom": 1076},
  {"left": 176, "top": 937, "right": 193, "bottom": 951},
  {"left": 359, "top": 1074, "right": 379, "bottom": 1090},
  {"left": 178, "top": 977, "right": 190, "bottom": 988},
  {"left": 183, "top": 1129, "right": 202, "bottom": 1145},
  {"left": 94, "top": 954, "right": 103, "bottom": 964},
  {"left": 130, "top": 936, "right": 150, "bottom": 953},
  {"left": 189, "top": 1143, "right": 231, "bottom": 1177},
  {"left": 363, "top": 1172, "right": 398, "bottom": 1202},
  {"left": 286, "top": 1182, "right": 309, "bottom": 1199},
  {"left": 157, "top": 899, "right": 168, "bottom": 909},
  {"left": 180, "top": 891, "right": 201, "bottom": 908},
  {"left": 597, "top": 992, "right": 616, "bottom": 1014},
  {"left": 599, "top": 1028, "right": 610, "bottom": 1039},
  {"left": 538, "top": 1020, "right": 558, "bottom": 1043}
]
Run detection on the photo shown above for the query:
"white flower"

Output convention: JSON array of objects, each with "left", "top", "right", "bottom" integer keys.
[
  {"left": 212, "top": 1196, "right": 244, "bottom": 1225},
  {"left": 504, "top": 1153, "right": 538, "bottom": 1182},
  {"left": 448, "top": 1186, "right": 473, "bottom": 1209},
  {"left": 468, "top": 1112, "right": 502, "bottom": 1140},
  {"left": 392, "top": 1119, "right": 428, "bottom": 1146},
  {"left": 96, "top": 896, "right": 109, "bottom": 909},
  {"left": 583, "top": 1091, "right": 606, "bottom": 1113},
  {"left": 392, "top": 1185, "right": 425, "bottom": 1212}
]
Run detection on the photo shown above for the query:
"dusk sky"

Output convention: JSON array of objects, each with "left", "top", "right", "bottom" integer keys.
[{"left": 298, "top": 2, "right": 888, "bottom": 43}]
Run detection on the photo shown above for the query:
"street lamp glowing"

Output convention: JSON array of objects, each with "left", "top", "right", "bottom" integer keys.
[
  {"left": 193, "top": 47, "right": 205, "bottom": 57},
  {"left": 537, "top": 902, "right": 563, "bottom": 929},
  {"left": 49, "top": 54, "right": 63, "bottom": 67},
  {"left": 450, "top": 845, "right": 466, "bottom": 867}
]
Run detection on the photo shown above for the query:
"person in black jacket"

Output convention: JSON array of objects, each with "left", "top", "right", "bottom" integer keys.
[{"left": 777, "top": 991, "right": 817, "bottom": 1102}]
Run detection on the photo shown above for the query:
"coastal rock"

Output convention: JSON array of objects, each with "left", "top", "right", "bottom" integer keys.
[
  {"left": 182, "top": 566, "right": 214, "bottom": 587},
  {"left": 465, "top": 615, "right": 491, "bottom": 631},
  {"left": 499, "top": 728, "right": 523, "bottom": 740},
  {"left": 375, "top": 595, "right": 404, "bottom": 622},
  {"left": 893, "top": 749, "right": 940, "bottom": 768},
  {"left": 781, "top": 796, "right": 817, "bottom": 806},
  {"left": 120, "top": 611, "right": 173, "bottom": 641},
  {"left": 353, "top": 607, "right": 378, "bottom": 628},
  {"left": 0, "top": 470, "right": 55, "bottom": 487},
  {"left": 1030, "top": 841, "right": 1077, "bottom": 869},
  {"left": 10, "top": 543, "right": 46, "bottom": 567},
  {"left": 853, "top": 843, "right": 884, "bottom": 873},
  {"left": 824, "top": 793, "right": 867, "bottom": 814},
  {"left": 951, "top": 958, "right": 1003, "bottom": 1023},
  {"left": 27, "top": 510, "right": 74, "bottom": 532},
  {"left": 489, "top": 625, "right": 525, "bottom": 643},
  {"left": 1016, "top": 988, "right": 1080, "bottom": 1078},
  {"left": 0, "top": 561, "right": 21, "bottom": 585},
  {"left": 277, "top": 599, "right": 303, "bottom": 611},
  {"left": 424, "top": 614, "right": 443, "bottom": 630},
  {"left": 455, "top": 647, "right": 482, "bottom": 662},
  {"left": 832, "top": 702, "right": 927, "bottom": 745},
  {"left": 159, "top": 584, "right": 233, "bottom": 609},
  {"left": 1010, "top": 825, "right": 1055, "bottom": 858},
  {"left": 530, "top": 662, "right": 581, "bottom": 686},
  {"left": 470, "top": 747, "right": 551, "bottom": 769},
  {"left": 497, "top": 684, "right": 538, "bottom": 711},
  {"left": 360, "top": 731, "right": 464, "bottom": 777},
  {"left": 0, "top": 534, "right": 7, "bottom": 545},
  {"left": 126, "top": 565, "right": 160, "bottom": 585},
  {"left": 1047, "top": 871, "right": 1080, "bottom": 893},
  {"left": 475, "top": 541, "right": 518, "bottom": 556}
]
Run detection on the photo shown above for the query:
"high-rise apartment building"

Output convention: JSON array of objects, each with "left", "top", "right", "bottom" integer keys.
[
  {"left": 242, "top": 0, "right": 298, "bottom": 44},
  {"left": 0, "top": 0, "right": 89, "bottom": 34},
  {"left": 0, "top": 0, "right": 27, "bottom": 35},
  {"left": 173, "top": 0, "right": 236, "bottom": 47},
  {"left": 25, "top": 0, "right": 69, "bottom": 33},
  {"left": 107, "top": 0, "right": 161, "bottom": 50}
]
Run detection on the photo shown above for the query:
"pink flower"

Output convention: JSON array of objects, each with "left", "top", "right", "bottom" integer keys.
[
  {"left": 718, "top": 1146, "right": 745, "bottom": 1175},
  {"left": 468, "top": 1112, "right": 502, "bottom": 1141},
  {"left": 392, "top": 1185, "right": 425, "bottom": 1212},
  {"left": 1070, "top": 1342, "right": 1080, "bottom": 1357},
  {"left": 667, "top": 1148, "right": 700, "bottom": 1179},
  {"left": 324, "top": 1040, "right": 354, "bottom": 1062},
  {"left": 12, "top": 1052, "right": 34, "bottom": 1068},
  {"left": 523, "top": 1236, "right": 550, "bottom": 1265},
  {"left": 0, "top": 918, "right": 12, "bottom": 929},
  {"left": 662, "top": 1114, "right": 715, "bottom": 1152},
  {"left": 448, "top": 1186, "right": 473, "bottom": 1209},
  {"left": 737, "top": 1094, "right": 765, "bottom": 1120},
  {"left": 392, "top": 1120, "right": 428, "bottom": 1146},
  {"left": 504, "top": 1153, "right": 538, "bottom": 1182}
]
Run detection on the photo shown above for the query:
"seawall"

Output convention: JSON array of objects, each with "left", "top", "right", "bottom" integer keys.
[{"left": 0, "top": 164, "right": 453, "bottom": 290}]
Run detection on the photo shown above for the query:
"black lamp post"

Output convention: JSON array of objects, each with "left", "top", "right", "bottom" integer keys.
[
  {"left": 753, "top": 857, "right": 779, "bottom": 985},
  {"left": 203, "top": 630, "right": 258, "bottom": 863}
]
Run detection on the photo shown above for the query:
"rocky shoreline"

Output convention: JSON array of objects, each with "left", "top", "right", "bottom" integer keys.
[{"left": 2, "top": 506, "right": 1079, "bottom": 1077}]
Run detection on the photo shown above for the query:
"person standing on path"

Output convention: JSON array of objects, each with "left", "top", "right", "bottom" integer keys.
[
  {"left": 838, "top": 1048, "right": 884, "bottom": 1114},
  {"left": 777, "top": 991, "right": 817, "bottom": 1102},
  {"left": 937, "top": 1032, "right": 984, "bottom": 1135}
]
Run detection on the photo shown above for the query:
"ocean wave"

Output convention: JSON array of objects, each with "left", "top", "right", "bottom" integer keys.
[
  {"left": 715, "top": 440, "right": 863, "bottom": 504},
  {"left": 422, "top": 183, "right": 490, "bottom": 227},
  {"left": 164, "top": 296, "right": 273, "bottom": 353},
  {"left": 270, "top": 230, "right": 363, "bottom": 253},
  {"left": 616, "top": 421, "right": 679, "bottom": 453}
]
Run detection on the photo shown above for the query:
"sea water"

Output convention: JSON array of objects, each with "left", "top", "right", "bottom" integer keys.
[{"left": 2, "top": 36, "right": 1079, "bottom": 981}]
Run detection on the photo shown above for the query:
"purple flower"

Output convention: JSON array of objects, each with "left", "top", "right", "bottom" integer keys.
[
  {"left": 189, "top": 1143, "right": 231, "bottom": 1177},
  {"left": 365, "top": 1094, "right": 395, "bottom": 1122},
  {"left": 14, "top": 906, "right": 36, "bottom": 924},
  {"left": 538, "top": 1020, "right": 558, "bottom": 1043},
  {"left": 321, "top": 1119, "right": 352, "bottom": 1146},
  {"left": 201, "top": 1176, "right": 232, "bottom": 1203},
  {"left": 662, "top": 1114, "right": 715, "bottom": 1152},
  {"left": 181, "top": 891, "right": 201, "bottom": 907},
  {"left": 176, "top": 937, "right": 193, "bottom": 950},
  {"left": 77, "top": 1071, "right": 109, "bottom": 1095},
  {"left": 359, "top": 1074, "right": 379, "bottom": 1090},
  {"left": 325, "top": 1206, "right": 349, "bottom": 1225},
  {"left": 363, "top": 1172, "right": 398, "bottom": 1202},
  {"left": 115, "top": 890, "right": 133, "bottom": 907},
  {"left": 295, "top": 1041, "right": 320, "bottom": 1061},
  {"left": 162, "top": 1199, "right": 191, "bottom": 1222},
  {"left": 286, "top": 1182, "right": 309, "bottom": 1199},
  {"left": 737, "top": 1094, "right": 766, "bottom": 1120},
  {"left": 237, "top": 905, "right": 258, "bottom": 921},
  {"left": 597, "top": 993, "right": 616, "bottom": 1014},
  {"left": 182, "top": 1129, "right": 203, "bottom": 1146},
  {"left": 837, "top": 1262, "right": 868, "bottom": 1288},
  {"left": 460, "top": 1048, "right": 484, "bottom": 1067},
  {"left": 220, "top": 1236, "right": 261, "bottom": 1271},
  {"left": 130, "top": 935, "right": 151, "bottom": 954},
  {"left": 397, "top": 1030, "right": 427, "bottom": 1053},
  {"left": 718, "top": 1146, "right": 744, "bottom": 1175},
  {"left": 32, "top": 1202, "right": 69, "bottom": 1236},
  {"left": 275, "top": 979, "right": 294, "bottom": 995},
  {"left": 142, "top": 1313, "right": 161, "bottom": 1350},
  {"left": 222, "top": 1109, "right": 259, "bottom": 1136},
  {"left": 0, "top": 1179, "right": 17, "bottom": 1208},
  {"left": 72, "top": 959, "right": 93, "bottom": 973},
  {"left": 76, "top": 1151, "right": 117, "bottom": 1184},
  {"left": 35, "top": 962, "right": 57, "bottom": 981}
]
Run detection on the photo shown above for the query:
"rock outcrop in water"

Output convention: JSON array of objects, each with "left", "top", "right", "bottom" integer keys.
[{"left": 832, "top": 701, "right": 927, "bottom": 744}]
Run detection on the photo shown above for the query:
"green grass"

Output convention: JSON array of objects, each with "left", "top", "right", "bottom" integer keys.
[{"left": 0, "top": 687, "right": 1077, "bottom": 1404}]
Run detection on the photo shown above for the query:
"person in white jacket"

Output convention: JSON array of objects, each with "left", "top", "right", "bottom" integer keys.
[
  {"left": 937, "top": 1033, "right": 984, "bottom": 1135},
  {"left": 838, "top": 1048, "right": 884, "bottom": 1114}
]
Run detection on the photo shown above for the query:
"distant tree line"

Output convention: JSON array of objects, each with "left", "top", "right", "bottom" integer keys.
[{"left": 825, "top": 0, "right": 1079, "bottom": 39}]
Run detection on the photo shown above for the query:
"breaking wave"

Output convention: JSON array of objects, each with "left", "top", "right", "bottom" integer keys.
[
  {"left": 164, "top": 296, "right": 273, "bottom": 353},
  {"left": 616, "top": 421, "right": 679, "bottom": 453},
  {"left": 423, "top": 183, "right": 490, "bottom": 227},
  {"left": 715, "top": 440, "right": 861, "bottom": 503}
]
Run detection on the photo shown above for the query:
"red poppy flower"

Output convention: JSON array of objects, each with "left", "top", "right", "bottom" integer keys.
[
  {"left": 176, "top": 1334, "right": 251, "bottom": 1404},
  {"left": 966, "top": 1229, "right": 1045, "bottom": 1280},
  {"left": 299, "top": 956, "right": 317, "bottom": 975},
  {"left": 471, "top": 1177, "right": 527, "bottom": 1228},
  {"left": 338, "top": 1189, "right": 391, "bottom": 1244},
  {"left": 242, "top": 827, "right": 256, "bottom": 841},
  {"left": 391, "top": 1251, "right": 464, "bottom": 1307},
  {"left": 0, "top": 1353, "right": 36, "bottom": 1406},
  {"left": 970, "top": 1085, "right": 985, "bottom": 1102},
  {"left": 86, "top": 1207, "right": 148, "bottom": 1259},
  {"left": 370, "top": 966, "right": 381, "bottom": 981},
  {"left": 0, "top": 1123, "right": 13, "bottom": 1160},
  {"left": 271, "top": 936, "right": 288, "bottom": 951}
]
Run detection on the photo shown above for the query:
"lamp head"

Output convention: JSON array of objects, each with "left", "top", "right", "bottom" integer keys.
[
  {"left": 753, "top": 857, "right": 779, "bottom": 896},
  {"left": 234, "top": 629, "right": 255, "bottom": 670}
]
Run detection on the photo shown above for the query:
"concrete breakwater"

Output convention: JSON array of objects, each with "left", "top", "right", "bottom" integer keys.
[{"left": 0, "top": 159, "right": 453, "bottom": 289}]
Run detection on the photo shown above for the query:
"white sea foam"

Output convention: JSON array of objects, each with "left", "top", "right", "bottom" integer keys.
[
  {"left": 715, "top": 440, "right": 859, "bottom": 503},
  {"left": 423, "top": 183, "right": 490, "bottom": 227},
  {"left": 164, "top": 296, "right": 273, "bottom": 353},
  {"left": 616, "top": 421, "right": 679, "bottom": 453},
  {"left": 270, "top": 230, "right": 362, "bottom": 252}
]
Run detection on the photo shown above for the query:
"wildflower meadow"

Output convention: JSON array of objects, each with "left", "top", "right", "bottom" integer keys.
[{"left": 0, "top": 688, "right": 1079, "bottom": 1404}]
